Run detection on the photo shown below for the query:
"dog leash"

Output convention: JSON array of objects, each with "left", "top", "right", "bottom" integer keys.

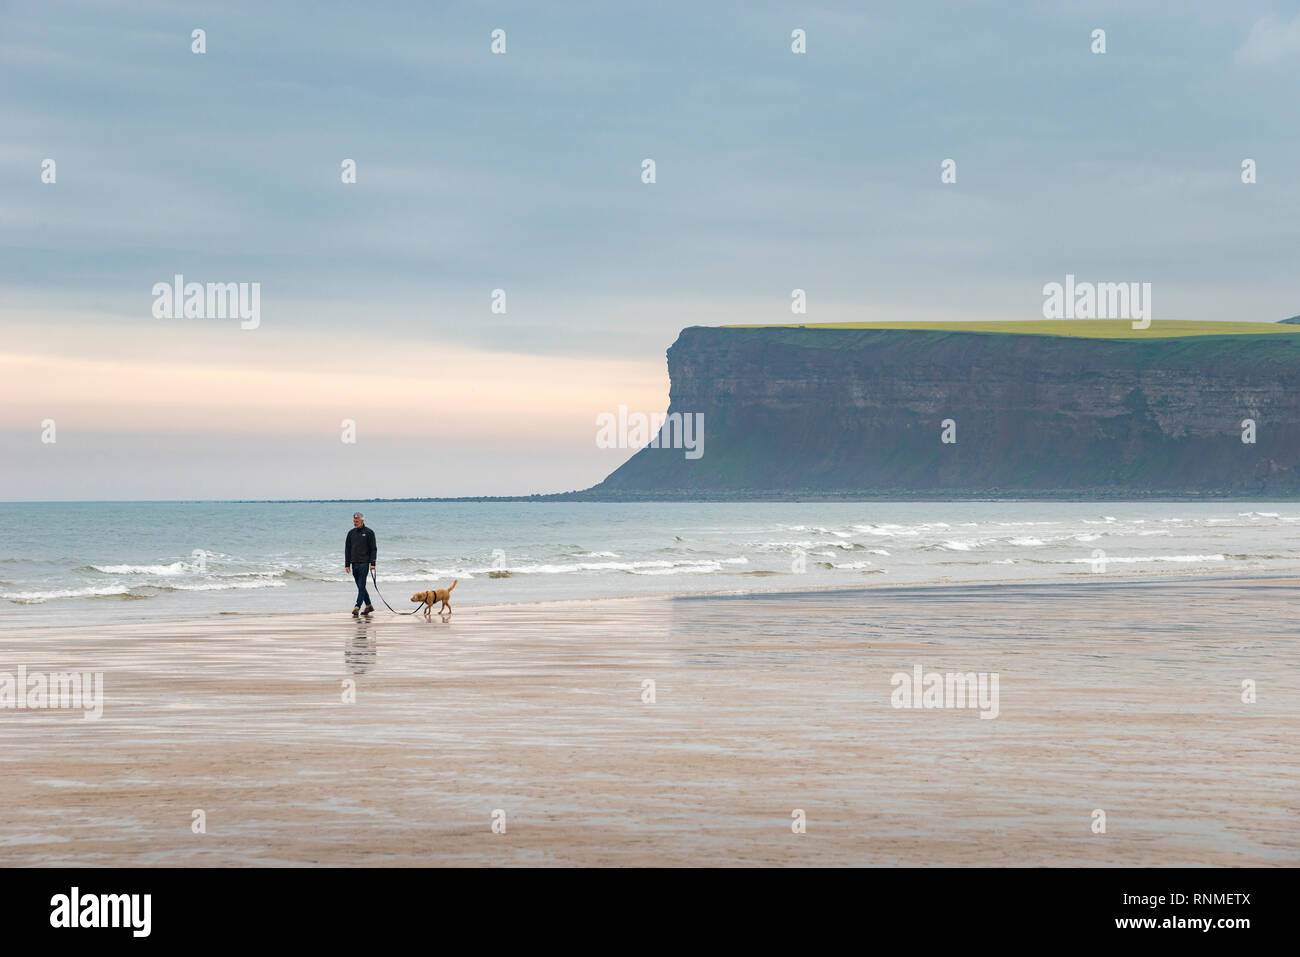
[{"left": 368, "top": 568, "right": 424, "bottom": 616}]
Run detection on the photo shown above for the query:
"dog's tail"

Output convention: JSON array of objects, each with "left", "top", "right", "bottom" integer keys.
[{"left": 448, "top": 579, "right": 458, "bottom": 592}]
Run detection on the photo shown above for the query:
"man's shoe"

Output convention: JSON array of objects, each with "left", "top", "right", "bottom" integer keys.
[
  {"left": 363, "top": 605, "right": 374, "bottom": 616},
  {"left": 352, "top": 607, "right": 360, "bottom": 617}
]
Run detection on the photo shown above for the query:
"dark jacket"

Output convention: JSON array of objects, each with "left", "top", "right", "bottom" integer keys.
[{"left": 345, "top": 525, "right": 377, "bottom": 566}]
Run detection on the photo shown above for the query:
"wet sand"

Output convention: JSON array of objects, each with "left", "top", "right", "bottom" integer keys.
[{"left": 1, "top": 577, "right": 1297, "bottom": 866}]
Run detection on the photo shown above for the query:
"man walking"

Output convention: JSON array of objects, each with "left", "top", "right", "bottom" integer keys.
[{"left": 345, "top": 511, "right": 377, "bottom": 617}]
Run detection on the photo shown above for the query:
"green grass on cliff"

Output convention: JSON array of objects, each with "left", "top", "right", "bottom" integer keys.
[{"left": 724, "top": 320, "right": 1300, "bottom": 339}]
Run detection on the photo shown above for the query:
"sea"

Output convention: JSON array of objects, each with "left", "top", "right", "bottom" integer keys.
[{"left": 1, "top": 501, "right": 1297, "bottom": 629}]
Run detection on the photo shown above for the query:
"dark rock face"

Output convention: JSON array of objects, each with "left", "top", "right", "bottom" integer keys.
[{"left": 588, "top": 326, "right": 1300, "bottom": 499}]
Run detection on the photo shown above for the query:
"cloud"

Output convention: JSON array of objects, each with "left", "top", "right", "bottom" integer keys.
[{"left": 1235, "top": 14, "right": 1300, "bottom": 66}]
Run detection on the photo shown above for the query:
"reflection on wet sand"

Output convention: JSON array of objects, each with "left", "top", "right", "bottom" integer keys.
[
  {"left": 345, "top": 621, "right": 378, "bottom": 674},
  {"left": 0, "top": 577, "right": 1296, "bottom": 866}
]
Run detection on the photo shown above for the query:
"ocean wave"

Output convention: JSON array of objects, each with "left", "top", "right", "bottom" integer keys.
[
  {"left": 281, "top": 556, "right": 754, "bottom": 581},
  {"left": 87, "top": 561, "right": 293, "bottom": 580},
  {"left": 282, "top": 569, "right": 331, "bottom": 582},
  {"left": 4, "top": 585, "right": 133, "bottom": 604},
  {"left": 1066, "top": 554, "right": 1226, "bottom": 565},
  {"left": 816, "top": 561, "right": 885, "bottom": 572},
  {"left": 381, "top": 558, "right": 750, "bottom": 577},
  {"left": 277, "top": 568, "right": 460, "bottom": 584},
  {"left": 851, "top": 522, "right": 954, "bottom": 537},
  {"left": 88, "top": 562, "right": 191, "bottom": 576},
  {"left": 929, "top": 539, "right": 996, "bottom": 552},
  {"left": 753, "top": 539, "right": 867, "bottom": 552},
  {"left": 629, "top": 563, "right": 721, "bottom": 576}
]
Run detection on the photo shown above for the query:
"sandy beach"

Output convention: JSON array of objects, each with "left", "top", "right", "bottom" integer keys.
[{"left": 2, "top": 576, "right": 1296, "bottom": 867}]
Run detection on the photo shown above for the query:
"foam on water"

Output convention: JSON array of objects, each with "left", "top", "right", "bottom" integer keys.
[{"left": 2, "top": 500, "right": 1298, "bottom": 626}]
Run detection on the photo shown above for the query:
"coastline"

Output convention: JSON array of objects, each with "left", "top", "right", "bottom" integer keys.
[
  {"left": 3, "top": 574, "right": 1296, "bottom": 866},
  {"left": 6, "top": 566, "right": 1297, "bottom": 632}
]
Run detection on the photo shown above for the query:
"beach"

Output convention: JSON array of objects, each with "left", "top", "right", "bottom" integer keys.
[{"left": 2, "top": 575, "right": 1296, "bottom": 867}]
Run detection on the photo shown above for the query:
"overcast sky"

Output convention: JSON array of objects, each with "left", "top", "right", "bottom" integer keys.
[{"left": 2, "top": 0, "right": 1298, "bottom": 499}]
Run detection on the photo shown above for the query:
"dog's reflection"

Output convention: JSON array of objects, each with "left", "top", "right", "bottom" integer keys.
[{"left": 345, "top": 620, "right": 378, "bottom": 674}]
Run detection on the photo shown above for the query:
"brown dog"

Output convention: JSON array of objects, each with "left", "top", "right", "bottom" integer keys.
[{"left": 411, "top": 579, "right": 457, "bottom": 616}]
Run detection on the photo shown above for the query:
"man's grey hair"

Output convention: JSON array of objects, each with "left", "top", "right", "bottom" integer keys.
[{"left": 353, "top": 512, "right": 364, "bottom": 520}]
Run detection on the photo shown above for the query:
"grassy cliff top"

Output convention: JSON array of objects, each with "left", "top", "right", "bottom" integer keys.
[{"left": 722, "top": 320, "right": 1300, "bottom": 339}]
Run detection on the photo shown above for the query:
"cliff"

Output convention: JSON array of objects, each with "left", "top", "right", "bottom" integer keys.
[{"left": 582, "top": 324, "right": 1300, "bottom": 500}]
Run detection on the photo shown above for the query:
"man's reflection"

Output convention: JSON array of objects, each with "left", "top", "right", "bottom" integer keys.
[{"left": 345, "top": 620, "right": 377, "bottom": 674}]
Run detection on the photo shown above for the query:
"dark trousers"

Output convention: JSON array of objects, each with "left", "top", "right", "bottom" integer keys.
[{"left": 352, "top": 565, "right": 372, "bottom": 608}]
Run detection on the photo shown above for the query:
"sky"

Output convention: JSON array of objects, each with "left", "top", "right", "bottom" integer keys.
[{"left": 2, "top": 0, "right": 1298, "bottom": 499}]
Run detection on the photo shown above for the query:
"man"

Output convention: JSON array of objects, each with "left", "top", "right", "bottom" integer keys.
[{"left": 344, "top": 512, "right": 377, "bottom": 617}]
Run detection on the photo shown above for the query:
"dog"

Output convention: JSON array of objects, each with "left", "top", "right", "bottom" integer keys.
[{"left": 411, "top": 579, "right": 457, "bottom": 616}]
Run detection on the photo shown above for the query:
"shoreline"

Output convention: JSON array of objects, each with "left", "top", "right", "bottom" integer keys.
[{"left": 6, "top": 566, "right": 1298, "bottom": 632}]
